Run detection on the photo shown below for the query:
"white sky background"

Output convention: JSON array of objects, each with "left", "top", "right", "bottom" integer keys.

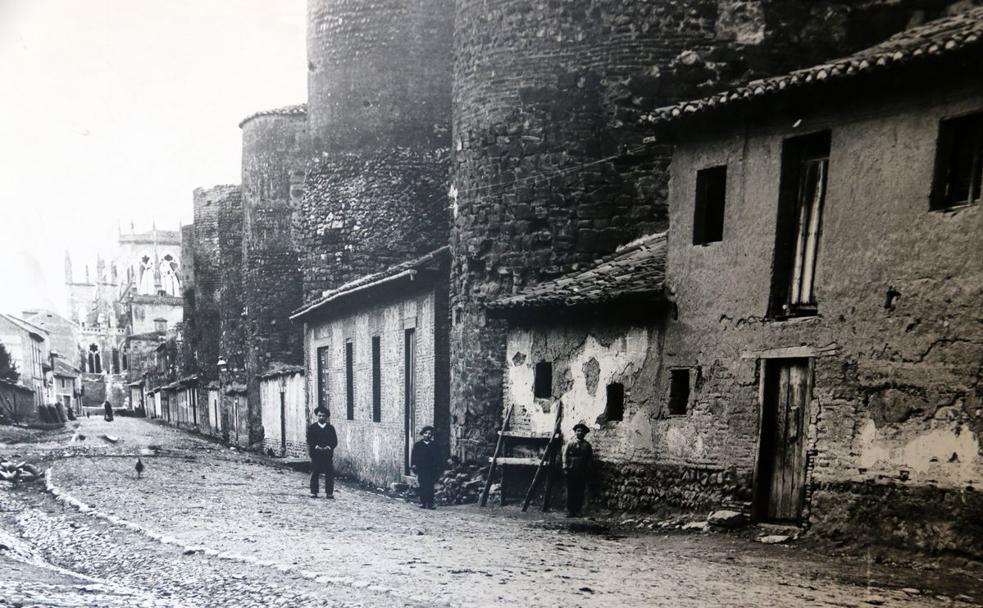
[{"left": 0, "top": 0, "right": 307, "bottom": 316}]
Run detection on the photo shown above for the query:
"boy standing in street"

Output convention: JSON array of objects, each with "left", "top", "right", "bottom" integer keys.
[
  {"left": 563, "top": 422, "right": 593, "bottom": 517},
  {"left": 411, "top": 425, "right": 440, "bottom": 509},
  {"left": 306, "top": 406, "right": 338, "bottom": 498}
]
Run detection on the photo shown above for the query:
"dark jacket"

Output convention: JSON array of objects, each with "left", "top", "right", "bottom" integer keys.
[
  {"left": 306, "top": 422, "right": 338, "bottom": 460},
  {"left": 563, "top": 438, "right": 593, "bottom": 474},
  {"left": 411, "top": 440, "right": 441, "bottom": 478}
]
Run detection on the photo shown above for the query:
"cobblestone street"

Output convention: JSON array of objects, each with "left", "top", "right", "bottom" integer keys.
[{"left": 1, "top": 417, "right": 981, "bottom": 607}]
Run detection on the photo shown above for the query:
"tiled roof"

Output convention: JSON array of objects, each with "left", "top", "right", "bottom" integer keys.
[
  {"left": 647, "top": 8, "right": 983, "bottom": 125},
  {"left": 0, "top": 313, "right": 49, "bottom": 340},
  {"left": 290, "top": 247, "right": 450, "bottom": 321},
  {"left": 258, "top": 364, "right": 305, "bottom": 380},
  {"left": 53, "top": 359, "right": 81, "bottom": 377},
  {"left": 238, "top": 103, "right": 307, "bottom": 128},
  {"left": 488, "top": 232, "right": 667, "bottom": 311}
]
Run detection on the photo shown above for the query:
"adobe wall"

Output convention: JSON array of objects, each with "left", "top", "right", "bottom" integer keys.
[
  {"left": 303, "top": 286, "right": 444, "bottom": 488},
  {"left": 449, "top": 0, "right": 977, "bottom": 457},
  {"left": 664, "top": 82, "right": 983, "bottom": 554}
]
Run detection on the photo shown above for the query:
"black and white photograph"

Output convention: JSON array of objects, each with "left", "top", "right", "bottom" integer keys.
[{"left": 0, "top": 1, "right": 981, "bottom": 606}]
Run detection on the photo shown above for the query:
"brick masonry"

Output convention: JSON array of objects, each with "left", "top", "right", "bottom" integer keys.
[
  {"left": 302, "top": 280, "right": 449, "bottom": 488},
  {"left": 448, "top": 0, "right": 977, "bottom": 458}
]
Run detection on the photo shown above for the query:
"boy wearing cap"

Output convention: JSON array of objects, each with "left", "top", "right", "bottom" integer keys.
[
  {"left": 563, "top": 423, "right": 594, "bottom": 517},
  {"left": 411, "top": 425, "right": 441, "bottom": 509},
  {"left": 306, "top": 406, "right": 338, "bottom": 498}
]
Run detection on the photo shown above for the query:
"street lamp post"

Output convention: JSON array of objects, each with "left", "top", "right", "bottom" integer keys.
[{"left": 217, "top": 357, "right": 228, "bottom": 443}]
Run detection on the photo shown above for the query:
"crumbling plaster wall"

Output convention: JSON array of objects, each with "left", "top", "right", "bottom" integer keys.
[
  {"left": 503, "top": 318, "right": 753, "bottom": 510},
  {"left": 665, "top": 82, "right": 983, "bottom": 552}
]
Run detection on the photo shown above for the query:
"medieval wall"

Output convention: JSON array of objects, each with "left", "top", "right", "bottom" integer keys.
[
  {"left": 240, "top": 107, "right": 309, "bottom": 445},
  {"left": 664, "top": 81, "right": 983, "bottom": 554},
  {"left": 299, "top": 0, "right": 452, "bottom": 303},
  {"left": 184, "top": 185, "right": 238, "bottom": 386},
  {"left": 448, "top": 0, "right": 979, "bottom": 457}
]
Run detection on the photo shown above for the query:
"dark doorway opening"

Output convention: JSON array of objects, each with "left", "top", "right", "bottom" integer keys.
[{"left": 754, "top": 358, "right": 812, "bottom": 523}]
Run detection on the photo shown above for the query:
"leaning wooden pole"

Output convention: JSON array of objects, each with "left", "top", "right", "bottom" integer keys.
[
  {"left": 521, "top": 402, "right": 563, "bottom": 512},
  {"left": 479, "top": 403, "right": 514, "bottom": 507}
]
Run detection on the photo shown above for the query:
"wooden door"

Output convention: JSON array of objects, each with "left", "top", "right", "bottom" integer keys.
[
  {"left": 758, "top": 359, "right": 811, "bottom": 522},
  {"left": 404, "top": 328, "right": 416, "bottom": 475},
  {"left": 280, "top": 391, "right": 287, "bottom": 456}
]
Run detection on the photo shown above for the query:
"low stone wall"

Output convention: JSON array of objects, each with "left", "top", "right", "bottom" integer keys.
[
  {"left": 809, "top": 481, "right": 983, "bottom": 559},
  {"left": 595, "top": 462, "right": 753, "bottom": 514}
]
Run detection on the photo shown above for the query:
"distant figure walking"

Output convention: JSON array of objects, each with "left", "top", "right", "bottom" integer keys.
[
  {"left": 411, "top": 426, "right": 441, "bottom": 509},
  {"left": 103, "top": 400, "right": 114, "bottom": 422},
  {"left": 306, "top": 406, "right": 338, "bottom": 499},
  {"left": 563, "top": 423, "right": 593, "bottom": 517}
]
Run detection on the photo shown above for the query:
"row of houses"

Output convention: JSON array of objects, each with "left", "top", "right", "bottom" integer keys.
[
  {"left": 0, "top": 312, "right": 83, "bottom": 423},
  {"left": 143, "top": 8, "right": 982, "bottom": 556}
]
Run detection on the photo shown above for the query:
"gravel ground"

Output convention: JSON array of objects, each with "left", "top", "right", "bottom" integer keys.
[{"left": 1, "top": 416, "right": 981, "bottom": 608}]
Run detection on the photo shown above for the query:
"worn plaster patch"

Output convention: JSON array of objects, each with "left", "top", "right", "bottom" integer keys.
[
  {"left": 583, "top": 357, "right": 600, "bottom": 396},
  {"left": 665, "top": 424, "right": 707, "bottom": 460},
  {"left": 512, "top": 351, "right": 526, "bottom": 366},
  {"left": 857, "top": 419, "right": 980, "bottom": 485}
]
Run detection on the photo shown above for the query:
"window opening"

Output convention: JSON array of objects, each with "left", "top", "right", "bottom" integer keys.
[
  {"left": 931, "top": 112, "right": 983, "bottom": 210},
  {"left": 668, "top": 369, "right": 690, "bottom": 416},
  {"left": 345, "top": 341, "right": 355, "bottom": 420},
  {"left": 693, "top": 165, "right": 727, "bottom": 245},
  {"left": 316, "top": 346, "right": 329, "bottom": 413},
  {"left": 769, "top": 131, "right": 830, "bottom": 318},
  {"left": 371, "top": 336, "right": 381, "bottom": 422},
  {"left": 605, "top": 383, "right": 625, "bottom": 421},
  {"left": 534, "top": 361, "right": 552, "bottom": 399}
]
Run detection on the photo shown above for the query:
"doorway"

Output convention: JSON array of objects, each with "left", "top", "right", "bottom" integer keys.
[
  {"left": 404, "top": 328, "right": 416, "bottom": 475},
  {"left": 755, "top": 358, "right": 811, "bottom": 522}
]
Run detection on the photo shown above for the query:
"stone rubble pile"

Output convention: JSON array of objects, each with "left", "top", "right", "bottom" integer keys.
[
  {"left": 434, "top": 463, "right": 489, "bottom": 505},
  {"left": 0, "top": 460, "right": 43, "bottom": 483}
]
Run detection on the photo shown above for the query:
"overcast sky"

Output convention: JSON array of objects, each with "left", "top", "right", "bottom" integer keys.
[{"left": 0, "top": 0, "right": 306, "bottom": 316}]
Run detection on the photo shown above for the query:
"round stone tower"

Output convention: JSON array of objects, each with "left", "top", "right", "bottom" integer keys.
[
  {"left": 448, "top": 0, "right": 958, "bottom": 456},
  {"left": 299, "top": 0, "right": 453, "bottom": 302},
  {"left": 239, "top": 104, "right": 310, "bottom": 444}
]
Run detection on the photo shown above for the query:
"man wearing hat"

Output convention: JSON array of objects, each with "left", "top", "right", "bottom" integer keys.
[
  {"left": 306, "top": 406, "right": 338, "bottom": 498},
  {"left": 411, "top": 425, "right": 441, "bottom": 509},
  {"left": 562, "top": 422, "right": 594, "bottom": 517}
]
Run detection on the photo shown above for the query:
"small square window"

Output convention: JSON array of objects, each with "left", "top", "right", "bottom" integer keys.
[
  {"left": 605, "top": 383, "right": 624, "bottom": 421},
  {"left": 693, "top": 165, "right": 727, "bottom": 245},
  {"left": 534, "top": 361, "right": 552, "bottom": 399},
  {"left": 931, "top": 112, "right": 983, "bottom": 210},
  {"left": 668, "top": 369, "right": 690, "bottom": 416}
]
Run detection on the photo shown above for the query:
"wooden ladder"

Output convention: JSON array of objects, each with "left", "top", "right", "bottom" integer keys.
[{"left": 479, "top": 403, "right": 563, "bottom": 511}]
